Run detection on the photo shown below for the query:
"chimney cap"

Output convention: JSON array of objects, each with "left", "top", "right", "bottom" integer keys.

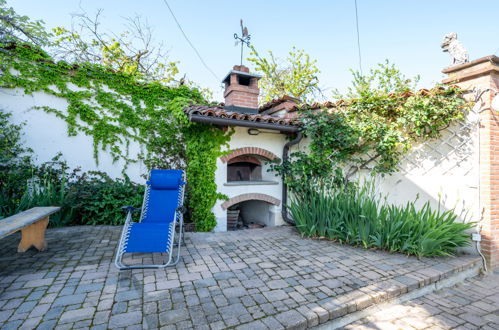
[{"left": 222, "top": 69, "right": 261, "bottom": 84}]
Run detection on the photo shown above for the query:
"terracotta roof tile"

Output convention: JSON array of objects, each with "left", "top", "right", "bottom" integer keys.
[
  {"left": 184, "top": 105, "right": 300, "bottom": 127},
  {"left": 185, "top": 87, "right": 456, "bottom": 128},
  {"left": 259, "top": 95, "right": 300, "bottom": 112}
]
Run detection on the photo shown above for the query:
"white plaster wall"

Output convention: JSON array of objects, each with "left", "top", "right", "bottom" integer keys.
[
  {"left": 1, "top": 87, "right": 147, "bottom": 183},
  {"left": 3, "top": 85, "right": 479, "bottom": 234},
  {"left": 291, "top": 117, "right": 480, "bottom": 225},
  {"left": 376, "top": 117, "right": 479, "bottom": 224},
  {"left": 213, "top": 127, "right": 287, "bottom": 232}
]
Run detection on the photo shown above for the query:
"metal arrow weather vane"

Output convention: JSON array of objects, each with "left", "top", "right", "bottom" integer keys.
[{"left": 234, "top": 19, "right": 251, "bottom": 66}]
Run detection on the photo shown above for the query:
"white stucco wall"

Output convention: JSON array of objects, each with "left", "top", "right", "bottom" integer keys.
[
  {"left": 291, "top": 115, "right": 480, "bottom": 225},
  {"left": 2, "top": 85, "right": 479, "bottom": 234},
  {"left": 376, "top": 115, "right": 479, "bottom": 224},
  {"left": 1, "top": 87, "right": 146, "bottom": 183}
]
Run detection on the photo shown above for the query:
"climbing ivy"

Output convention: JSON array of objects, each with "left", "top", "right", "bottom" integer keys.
[
  {"left": 0, "top": 43, "right": 231, "bottom": 231},
  {"left": 274, "top": 61, "right": 472, "bottom": 194}
]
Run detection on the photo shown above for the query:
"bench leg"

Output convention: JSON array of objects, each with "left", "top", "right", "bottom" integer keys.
[{"left": 17, "top": 217, "right": 49, "bottom": 252}]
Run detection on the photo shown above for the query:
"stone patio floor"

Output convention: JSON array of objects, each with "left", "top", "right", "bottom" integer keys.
[
  {"left": 0, "top": 226, "right": 481, "bottom": 329},
  {"left": 343, "top": 269, "right": 499, "bottom": 330}
]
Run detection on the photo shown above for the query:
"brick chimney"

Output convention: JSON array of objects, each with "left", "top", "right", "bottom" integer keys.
[{"left": 223, "top": 65, "right": 261, "bottom": 113}]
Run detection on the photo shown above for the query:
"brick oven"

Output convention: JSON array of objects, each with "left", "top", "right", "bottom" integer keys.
[{"left": 185, "top": 65, "right": 302, "bottom": 231}]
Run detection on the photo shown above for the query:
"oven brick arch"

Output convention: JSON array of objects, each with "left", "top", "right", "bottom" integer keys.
[
  {"left": 221, "top": 147, "right": 280, "bottom": 163},
  {"left": 221, "top": 193, "right": 281, "bottom": 210}
]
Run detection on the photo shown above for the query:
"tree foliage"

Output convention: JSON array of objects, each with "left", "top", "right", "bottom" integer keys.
[
  {"left": 248, "top": 46, "right": 321, "bottom": 104},
  {"left": 0, "top": 0, "right": 50, "bottom": 45},
  {"left": 51, "top": 10, "right": 179, "bottom": 83}
]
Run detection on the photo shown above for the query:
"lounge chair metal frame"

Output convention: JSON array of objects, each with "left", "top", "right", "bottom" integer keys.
[{"left": 115, "top": 170, "right": 186, "bottom": 270}]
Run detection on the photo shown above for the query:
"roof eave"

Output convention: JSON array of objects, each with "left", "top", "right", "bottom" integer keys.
[{"left": 189, "top": 114, "right": 299, "bottom": 133}]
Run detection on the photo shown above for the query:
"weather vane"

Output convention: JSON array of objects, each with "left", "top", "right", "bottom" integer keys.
[{"left": 234, "top": 19, "right": 250, "bottom": 66}]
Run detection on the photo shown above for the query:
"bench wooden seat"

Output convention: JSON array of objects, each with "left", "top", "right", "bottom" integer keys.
[{"left": 0, "top": 207, "right": 60, "bottom": 252}]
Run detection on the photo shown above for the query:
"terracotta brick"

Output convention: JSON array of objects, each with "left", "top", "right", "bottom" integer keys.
[
  {"left": 221, "top": 193, "right": 281, "bottom": 210},
  {"left": 221, "top": 147, "right": 280, "bottom": 163}
]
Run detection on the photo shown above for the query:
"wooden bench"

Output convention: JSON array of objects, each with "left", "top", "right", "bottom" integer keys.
[{"left": 0, "top": 207, "right": 60, "bottom": 252}]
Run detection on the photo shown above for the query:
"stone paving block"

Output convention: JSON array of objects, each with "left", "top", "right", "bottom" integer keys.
[
  {"left": 299, "top": 278, "right": 321, "bottom": 288},
  {"left": 275, "top": 310, "right": 307, "bottom": 329},
  {"left": 25, "top": 290, "right": 46, "bottom": 301},
  {"left": 268, "top": 279, "right": 289, "bottom": 289},
  {"left": 229, "top": 262, "right": 247, "bottom": 270},
  {"left": 115, "top": 290, "right": 141, "bottom": 302},
  {"left": 23, "top": 278, "right": 54, "bottom": 288},
  {"left": 93, "top": 310, "right": 111, "bottom": 325},
  {"left": 219, "top": 303, "right": 248, "bottom": 320},
  {"left": 1, "top": 289, "right": 31, "bottom": 299},
  {"left": 222, "top": 286, "right": 247, "bottom": 298},
  {"left": 59, "top": 307, "right": 95, "bottom": 324},
  {"left": 52, "top": 293, "right": 86, "bottom": 307},
  {"left": 1, "top": 319, "right": 23, "bottom": 330},
  {"left": 108, "top": 311, "right": 142, "bottom": 328},
  {"left": 0, "top": 309, "right": 14, "bottom": 322},
  {"left": 36, "top": 320, "right": 58, "bottom": 330},
  {"left": 13, "top": 300, "right": 36, "bottom": 314},
  {"left": 263, "top": 289, "right": 288, "bottom": 302},
  {"left": 143, "top": 314, "right": 159, "bottom": 329},
  {"left": 159, "top": 308, "right": 189, "bottom": 325},
  {"left": 75, "top": 282, "right": 104, "bottom": 294},
  {"left": 28, "top": 303, "right": 51, "bottom": 318},
  {"left": 156, "top": 280, "right": 180, "bottom": 290},
  {"left": 111, "top": 301, "right": 128, "bottom": 315},
  {"left": 1, "top": 298, "right": 24, "bottom": 310}
]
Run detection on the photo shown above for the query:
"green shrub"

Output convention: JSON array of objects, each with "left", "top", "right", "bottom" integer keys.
[
  {"left": 0, "top": 111, "right": 36, "bottom": 217},
  {"left": 1, "top": 166, "right": 145, "bottom": 226},
  {"left": 63, "top": 171, "right": 144, "bottom": 226},
  {"left": 0, "top": 109, "right": 144, "bottom": 226},
  {"left": 289, "top": 181, "right": 473, "bottom": 257},
  {"left": 12, "top": 176, "right": 72, "bottom": 226}
]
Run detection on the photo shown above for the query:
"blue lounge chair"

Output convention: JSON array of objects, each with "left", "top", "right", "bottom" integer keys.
[{"left": 115, "top": 169, "right": 186, "bottom": 270}]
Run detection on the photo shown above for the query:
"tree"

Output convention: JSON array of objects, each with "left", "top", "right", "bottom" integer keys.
[
  {"left": 0, "top": 0, "right": 50, "bottom": 46},
  {"left": 248, "top": 46, "right": 321, "bottom": 104},
  {"left": 51, "top": 10, "right": 179, "bottom": 83}
]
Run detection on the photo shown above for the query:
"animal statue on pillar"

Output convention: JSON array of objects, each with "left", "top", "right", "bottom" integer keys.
[{"left": 441, "top": 32, "right": 469, "bottom": 65}]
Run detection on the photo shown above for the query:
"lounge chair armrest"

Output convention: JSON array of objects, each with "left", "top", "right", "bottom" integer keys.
[{"left": 122, "top": 206, "right": 140, "bottom": 213}]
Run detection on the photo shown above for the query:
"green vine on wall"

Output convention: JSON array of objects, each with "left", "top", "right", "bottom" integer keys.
[
  {"left": 0, "top": 43, "right": 231, "bottom": 231},
  {"left": 274, "top": 61, "right": 472, "bottom": 194}
]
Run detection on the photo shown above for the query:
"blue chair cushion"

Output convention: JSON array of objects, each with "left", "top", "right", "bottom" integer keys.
[
  {"left": 124, "top": 222, "right": 174, "bottom": 253},
  {"left": 142, "top": 169, "right": 185, "bottom": 223},
  {"left": 148, "top": 170, "right": 184, "bottom": 190}
]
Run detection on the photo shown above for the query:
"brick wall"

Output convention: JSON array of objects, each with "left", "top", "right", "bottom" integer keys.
[
  {"left": 220, "top": 147, "right": 279, "bottom": 163},
  {"left": 443, "top": 55, "right": 499, "bottom": 269}
]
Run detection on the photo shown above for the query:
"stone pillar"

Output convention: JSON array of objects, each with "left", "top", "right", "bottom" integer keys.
[{"left": 443, "top": 55, "right": 499, "bottom": 269}]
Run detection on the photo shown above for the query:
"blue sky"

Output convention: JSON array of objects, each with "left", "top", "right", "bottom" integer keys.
[{"left": 11, "top": 0, "right": 499, "bottom": 101}]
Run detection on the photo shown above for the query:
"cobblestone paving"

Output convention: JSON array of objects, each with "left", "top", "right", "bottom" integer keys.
[
  {"left": 343, "top": 270, "right": 499, "bottom": 330},
  {"left": 0, "top": 226, "right": 479, "bottom": 329}
]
